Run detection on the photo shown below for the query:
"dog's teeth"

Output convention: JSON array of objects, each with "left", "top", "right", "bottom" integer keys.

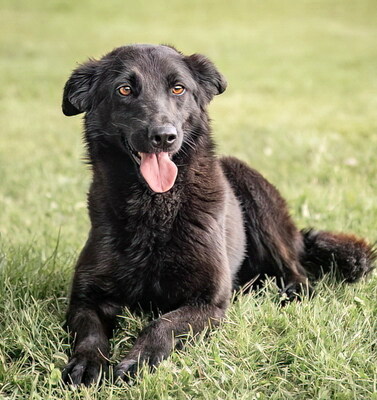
[{"left": 138, "top": 152, "right": 141, "bottom": 157}]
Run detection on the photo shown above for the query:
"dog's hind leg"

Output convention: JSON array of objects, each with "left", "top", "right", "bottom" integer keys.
[{"left": 220, "top": 156, "right": 312, "bottom": 300}]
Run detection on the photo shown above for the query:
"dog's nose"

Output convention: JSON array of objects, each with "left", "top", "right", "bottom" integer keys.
[{"left": 150, "top": 125, "right": 177, "bottom": 149}]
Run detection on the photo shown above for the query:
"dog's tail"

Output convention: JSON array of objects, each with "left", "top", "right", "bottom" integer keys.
[{"left": 300, "top": 228, "right": 376, "bottom": 282}]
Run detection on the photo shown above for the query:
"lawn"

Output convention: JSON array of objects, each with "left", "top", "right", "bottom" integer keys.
[{"left": 1, "top": 0, "right": 377, "bottom": 399}]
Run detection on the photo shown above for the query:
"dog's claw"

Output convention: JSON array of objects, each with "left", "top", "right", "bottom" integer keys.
[
  {"left": 114, "top": 359, "right": 139, "bottom": 383},
  {"left": 62, "top": 354, "right": 105, "bottom": 386},
  {"left": 115, "top": 350, "right": 165, "bottom": 383},
  {"left": 279, "top": 281, "right": 314, "bottom": 306}
]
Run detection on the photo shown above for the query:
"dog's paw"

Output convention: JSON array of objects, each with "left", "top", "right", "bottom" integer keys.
[{"left": 62, "top": 353, "right": 107, "bottom": 386}]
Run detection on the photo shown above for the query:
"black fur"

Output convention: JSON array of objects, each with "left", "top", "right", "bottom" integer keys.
[{"left": 61, "top": 44, "right": 376, "bottom": 386}]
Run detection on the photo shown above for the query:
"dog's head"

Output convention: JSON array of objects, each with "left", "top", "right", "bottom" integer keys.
[{"left": 62, "top": 44, "right": 226, "bottom": 193}]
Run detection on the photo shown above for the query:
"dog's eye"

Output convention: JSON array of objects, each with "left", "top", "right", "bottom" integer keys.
[
  {"left": 171, "top": 85, "right": 185, "bottom": 96},
  {"left": 118, "top": 86, "right": 132, "bottom": 96}
]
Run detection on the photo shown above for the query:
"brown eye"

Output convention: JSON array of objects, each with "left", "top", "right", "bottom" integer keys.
[
  {"left": 172, "top": 85, "right": 185, "bottom": 95},
  {"left": 118, "top": 86, "right": 132, "bottom": 96}
]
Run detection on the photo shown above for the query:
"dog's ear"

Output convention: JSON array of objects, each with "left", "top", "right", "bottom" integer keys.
[
  {"left": 184, "top": 54, "right": 227, "bottom": 104},
  {"left": 62, "top": 59, "right": 101, "bottom": 116}
]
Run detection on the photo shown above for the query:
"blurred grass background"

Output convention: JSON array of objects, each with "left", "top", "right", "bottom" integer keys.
[{"left": 0, "top": 0, "right": 376, "bottom": 399}]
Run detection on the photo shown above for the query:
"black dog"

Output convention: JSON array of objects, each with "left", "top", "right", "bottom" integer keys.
[{"left": 61, "top": 44, "right": 375, "bottom": 386}]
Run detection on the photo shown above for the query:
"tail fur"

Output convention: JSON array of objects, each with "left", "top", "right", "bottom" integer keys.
[{"left": 300, "top": 229, "right": 376, "bottom": 283}]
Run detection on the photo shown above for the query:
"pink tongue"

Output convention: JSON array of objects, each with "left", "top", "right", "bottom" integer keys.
[{"left": 140, "top": 152, "right": 178, "bottom": 193}]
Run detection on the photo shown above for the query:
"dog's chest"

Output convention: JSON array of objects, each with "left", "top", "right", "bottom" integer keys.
[
  {"left": 124, "top": 188, "right": 181, "bottom": 240},
  {"left": 114, "top": 189, "right": 187, "bottom": 309}
]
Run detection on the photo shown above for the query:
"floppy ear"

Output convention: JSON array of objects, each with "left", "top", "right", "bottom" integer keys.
[
  {"left": 62, "top": 59, "right": 101, "bottom": 116},
  {"left": 184, "top": 53, "right": 227, "bottom": 104}
]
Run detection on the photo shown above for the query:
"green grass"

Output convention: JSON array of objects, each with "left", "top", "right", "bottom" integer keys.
[{"left": 1, "top": 0, "right": 377, "bottom": 398}]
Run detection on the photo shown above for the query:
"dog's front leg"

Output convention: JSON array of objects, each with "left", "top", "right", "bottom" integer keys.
[
  {"left": 62, "top": 298, "right": 120, "bottom": 386},
  {"left": 115, "top": 304, "right": 226, "bottom": 381}
]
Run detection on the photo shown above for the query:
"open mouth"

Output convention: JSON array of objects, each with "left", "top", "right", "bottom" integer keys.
[
  {"left": 129, "top": 148, "right": 174, "bottom": 165},
  {"left": 123, "top": 137, "right": 178, "bottom": 194},
  {"left": 131, "top": 149, "right": 141, "bottom": 165}
]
